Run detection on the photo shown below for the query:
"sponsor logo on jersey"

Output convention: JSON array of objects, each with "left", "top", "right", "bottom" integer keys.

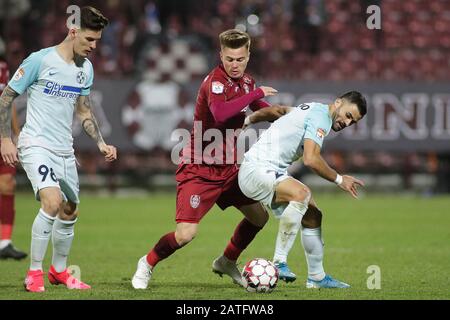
[
  {"left": 316, "top": 128, "right": 326, "bottom": 139},
  {"left": 190, "top": 195, "right": 201, "bottom": 208},
  {"left": 12, "top": 68, "right": 25, "bottom": 81},
  {"left": 43, "top": 81, "right": 81, "bottom": 100},
  {"left": 212, "top": 81, "right": 224, "bottom": 94}
]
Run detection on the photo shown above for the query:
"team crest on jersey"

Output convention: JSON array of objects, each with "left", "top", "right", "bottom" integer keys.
[
  {"left": 316, "top": 128, "right": 326, "bottom": 140},
  {"left": 212, "top": 81, "right": 224, "bottom": 94},
  {"left": 12, "top": 68, "right": 25, "bottom": 81},
  {"left": 190, "top": 195, "right": 201, "bottom": 208},
  {"left": 243, "top": 83, "right": 249, "bottom": 94},
  {"left": 76, "top": 71, "right": 86, "bottom": 84},
  {"left": 243, "top": 75, "right": 251, "bottom": 84}
]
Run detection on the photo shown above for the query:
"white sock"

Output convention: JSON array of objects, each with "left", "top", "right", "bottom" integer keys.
[
  {"left": 273, "top": 202, "right": 304, "bottom": 264},
  {"left": 301, "top": 227, "right": 326, "bottom": 281},
  {"left": 30, "top": 209, "right": 55, "bottom": 271},
  {"left": 52, "top": 217, "right": 77, "bottom": 273},
  {"left": 0, "top": 239, "right": 12, "bottom": 249}
]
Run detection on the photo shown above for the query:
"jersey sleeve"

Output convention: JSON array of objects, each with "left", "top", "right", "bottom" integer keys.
[
  {"left": 0, "top": 63, "right": 9, "bottom": 91},
  {"left": 207, "top": 71, "right": 264, "bottom": 123},
  {"left": 8, "top": 52, "right": 43, "bottom": 95},
  {"left": 80, "top": 60, "right": 94, "bottom": 96},
  {"left": 303, "top": 109, "right": 330, "bottom": 149},
  {"left": 249, "top": 82, "right": 270, "bottom": 110},
  {"left": 207, "top": 74, "right": 227, "bottom": 106}
]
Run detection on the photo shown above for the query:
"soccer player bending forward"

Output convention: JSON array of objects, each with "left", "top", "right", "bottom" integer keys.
[
  {"left": 0, "top": 7, "right": 117, "bottom": 292},
  {"left": 239, "top": 91, "right": 367, "bottom": 288}
]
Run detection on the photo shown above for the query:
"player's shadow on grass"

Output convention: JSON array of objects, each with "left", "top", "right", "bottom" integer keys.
[
  {"left": 0, "top": 284, "right": 18, "bottom": 289},
  {"left": 117, "top": 279, "right": 240, "bottom": 291}
]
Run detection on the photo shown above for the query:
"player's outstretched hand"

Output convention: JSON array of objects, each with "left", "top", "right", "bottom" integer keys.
[
  {"left": 259, "top": 86, "right": 278, "bottom": 97},
  {"left": 98, "top": 142, "right": 118, "bottom": 162},
  {"left": 243, "top": 105, "right": 291, "bottom": 129},
  {"left": 0, "top": 138, "right": 19, "bottom": 167},
  {"left": 339, "top": 175, "right": 365, "bottom": 199}
]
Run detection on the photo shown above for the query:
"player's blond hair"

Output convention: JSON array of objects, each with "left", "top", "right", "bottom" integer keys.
[{"left": 219, "top": 29, "right": 251, "bottom": 50}]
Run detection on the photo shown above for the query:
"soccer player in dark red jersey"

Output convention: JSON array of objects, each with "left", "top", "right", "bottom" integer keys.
[
  {"left": 0, "top": 57, "right": 27, "bottom": 260},
  {"left": 132, "top": 29, "right": 288, "bottom": 288}
]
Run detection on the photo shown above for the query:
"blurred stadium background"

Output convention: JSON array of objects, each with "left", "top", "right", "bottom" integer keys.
[{"left": 1, "top": 0, "right": 450, "bottom": 194}]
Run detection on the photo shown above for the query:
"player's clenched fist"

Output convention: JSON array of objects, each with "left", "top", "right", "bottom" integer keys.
[
  {"left": 259, "top": 86, "right": 278, "bottom": 97},
  {"left": 98, "top": 142, "right": 117, "bottom": 162}
]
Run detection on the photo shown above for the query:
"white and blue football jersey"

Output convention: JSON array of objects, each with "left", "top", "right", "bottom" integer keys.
[
  {"left": 244, "top": 102, "right": 332, "bottom": 171},
  {"left": 9, "top": 46, "right": 94, "bottom": 155}
]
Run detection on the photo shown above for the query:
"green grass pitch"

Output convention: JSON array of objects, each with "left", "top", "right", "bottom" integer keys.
[{"left": 1, "top": 192, "right": 449, "bottom": 300}]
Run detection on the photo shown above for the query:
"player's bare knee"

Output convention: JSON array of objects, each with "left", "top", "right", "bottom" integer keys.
[
  {"left": 176, "top": 233, "right": 195, "bottom": 246},
  {"left": 291, "top": 185, "right": 311, "bottom": 204},
  {"left": 0, "top": 175, "right": 16, "bottom": 194},
  {"left": 302, "top": 206, "right": 322, "bottom": 228},
  {"left": 41, "top": 195, "right": 63, "bottom": 216},
  {"left": 175, "top": 227, "right": 197, "bottom": 246}
]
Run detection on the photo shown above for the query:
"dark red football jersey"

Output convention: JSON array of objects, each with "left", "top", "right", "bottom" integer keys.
[
  {"left": 0, "top": 61, "right": 9, "bottom": 95},
  {"left": 182, "top": 64, "right": 265, "bottom": 166},
  {"left": 0, "top": 60, "right": 11, "bottom": 155}
]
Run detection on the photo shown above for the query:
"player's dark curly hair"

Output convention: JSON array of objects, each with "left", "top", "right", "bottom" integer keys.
[
  {"left": 81, "top": 6, "right": 109, "bottom": 31},
  {"left": 219, "top": 29, "right": 251, "bottom": 50},
  {"left": 340, "top": 91, "right": 367, "bottom": 117}
]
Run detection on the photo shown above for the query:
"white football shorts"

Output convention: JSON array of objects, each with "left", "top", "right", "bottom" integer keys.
[
  {"left": 238, "top": 159, "right": 289, "bottom": 217},
  {"left": 19, "top": 146, "right": 80, "bottom": 204}
]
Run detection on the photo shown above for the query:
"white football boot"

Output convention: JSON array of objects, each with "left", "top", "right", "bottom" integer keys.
[
  {"left": 132, "top": 256, "right": 152, "bottom": 289},
  {"left": 212, "top": 255, "right": 245, "bottom": 287}
]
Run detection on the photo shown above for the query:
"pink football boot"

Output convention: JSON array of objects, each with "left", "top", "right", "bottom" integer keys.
[
  {"left": 24, "top": 270, "right": 45, "bottom": 292},
  {"left": 48, "top": 265, "right": 91, "bottom": 290}
]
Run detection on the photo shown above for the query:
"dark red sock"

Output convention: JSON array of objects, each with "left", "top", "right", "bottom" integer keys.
[
  {"left": 0, "top": 195, "right": 15, "bottom": 240},
  {"left": 224, "top": 218, "right": 263, "bottom": 261},
  {"left": 146, "top": 232, "right": 181, "bottom": 267}
]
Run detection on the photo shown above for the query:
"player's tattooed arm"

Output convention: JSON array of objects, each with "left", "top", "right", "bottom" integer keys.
[
  {"left": 76, "top": 95, "right": 118, "bottom": 162},
  {"left": 11, "top": 104, "right": 20, "bottom": 138},
  {"left": 76, "top": 95, "right": 105, "bottom": 146},
  {"left": 0, "top": 86, "right": 19, "bottom": 138},
  {"left": 0, "top": 86, "right": 20, "bottom": 167}
]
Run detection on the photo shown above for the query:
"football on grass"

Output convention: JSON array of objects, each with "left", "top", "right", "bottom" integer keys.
[{"left": 241, "top": 258, "right": 279, "bottom": 293}]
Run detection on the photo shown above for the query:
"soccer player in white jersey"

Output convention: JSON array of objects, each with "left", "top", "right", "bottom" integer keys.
[
  {"left": 239, "top": 91, "right": 367, "bottom": 288},
  {"left": 0, "top": 6, "right": 117, "bottom": 292}
]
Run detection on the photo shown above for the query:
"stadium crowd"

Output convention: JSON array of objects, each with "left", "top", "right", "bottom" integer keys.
[{"left": 1, "top": 0, "right": 449, "bottom": 81}]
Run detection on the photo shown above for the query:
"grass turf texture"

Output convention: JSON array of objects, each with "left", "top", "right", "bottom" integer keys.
[{"left": 1, "top": 192, "right": 449, "bottom": 300}]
